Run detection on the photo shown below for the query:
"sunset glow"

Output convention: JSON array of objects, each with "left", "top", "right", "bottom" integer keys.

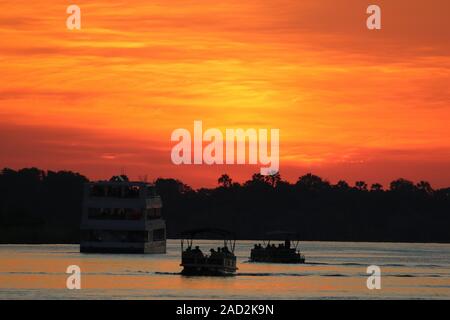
[{"left": 1, "top": 0, "right": 449, "bottom": 187}]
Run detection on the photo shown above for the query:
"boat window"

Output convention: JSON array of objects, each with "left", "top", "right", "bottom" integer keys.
[
  {"left": 126, "top": 208, "right": 143, "bottom": 220},
  {"left": 153, "top": 228, "right": 165, "bottom": 241},
  {"left": 108, "top": 186, "right": 122, "bottom": 198},
  {"left": 146, "top": 208, "right": 161, "bottom": 219},
  {"left": 82, "top": 230, "right": 148, "bottom": 242},
  {"left": 89, "top": 185, "right": 106, "bottom": 197},
  {"left": 89, "top": 184, "right": 141, "bottom": 198},
  {"left": 123, "top": 186, "right": 140, "bottom": 198},
  {"left": 88, "top": 208, "right": 143, "bottom": 220}
]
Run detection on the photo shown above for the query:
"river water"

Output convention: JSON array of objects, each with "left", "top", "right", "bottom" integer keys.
[{"left": 0, "top": 241, "right": 449, "bottom": 299}]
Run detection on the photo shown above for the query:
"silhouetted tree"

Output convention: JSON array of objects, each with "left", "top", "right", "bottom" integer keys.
[
  {"left": 154, "top": 178, "right": 193, "bottom": 195},
  {"left": 218, "top": 174, "right": 232, "bottom": 188},
  {"left": 1, "top": 168, "right": 450, "bottom": 243},
  {"left": 244, "top": 173, "right": 269, "bottom": 187},
  {"left": 335, "top": 180, "right": 350, "bottom": 190},
  {"left": 296, "top": 173, "right": 330, "bottom": 192},
  {"left": 390, "top": 178, "right": 417, "bottom": 193},
  {"left": 370, "top": 183, "right": 383, "bottom": 192},
  {"left": 264, "top": 172, "right": 281, "bottom": 187},
  {"left": 416, "top": 181, "right": 433, "bottom": 195},
  {"left": 355, "top": 181, "right": 368, "bottom": 191},
  {"left": 0, "top": 168, "right": 87, "bottom": 243}
]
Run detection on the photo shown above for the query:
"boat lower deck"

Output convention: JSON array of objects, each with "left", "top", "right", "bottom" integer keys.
[{"left": 80, "top": 240, "right": 166, "bottom": 254}]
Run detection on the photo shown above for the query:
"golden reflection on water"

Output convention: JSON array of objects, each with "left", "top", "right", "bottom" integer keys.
[{"left": 0, "top": 241, "right": 449, "bottom": 299}]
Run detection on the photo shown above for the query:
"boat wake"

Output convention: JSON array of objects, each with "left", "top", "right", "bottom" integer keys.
[
  {"left": 154, "top": 271, "right": 350, "bottom": 277},
  {"left": 153, "top": 271, "right": 447, "bottom": 278}
]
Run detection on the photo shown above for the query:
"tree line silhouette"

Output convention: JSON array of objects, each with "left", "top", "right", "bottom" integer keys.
[{"left": 0, "top": 167, "right": 449, "bottom": 243}]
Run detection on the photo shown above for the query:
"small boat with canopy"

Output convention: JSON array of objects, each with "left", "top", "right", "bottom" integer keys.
[
  {"left": 180, "top": 228, "right": 238, "bottom": 276},
  {"left": 250, "top": 231, "right": 306, "bottom": 263}
]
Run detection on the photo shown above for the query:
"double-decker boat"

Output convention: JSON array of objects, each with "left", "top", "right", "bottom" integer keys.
[
  {"left": 250, "top": 231, "right": 306, "bottom": 263},
  {"left": 80, "top": 175, "right": 166, "bottom": 254},
  {"left": 180, "top": 228, "right": 237, "bottom": 276}
]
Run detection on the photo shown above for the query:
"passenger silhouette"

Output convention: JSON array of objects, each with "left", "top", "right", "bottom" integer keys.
[{"left": 285, "top": 239, "right": 291, "bottom": 248}]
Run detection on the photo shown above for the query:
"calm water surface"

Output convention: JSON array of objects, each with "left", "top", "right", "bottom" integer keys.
[{"left": 0, "top": 241, "right": 449, "bottom": 299}]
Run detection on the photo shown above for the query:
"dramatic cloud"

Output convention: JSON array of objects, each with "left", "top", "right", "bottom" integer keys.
[{"left": 0, "top": 0, "right": 449, "bottom": 187}]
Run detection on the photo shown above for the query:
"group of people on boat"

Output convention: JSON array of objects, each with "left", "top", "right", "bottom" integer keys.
[
  {"left": 253, "top": 239, "right": 295, "bottom": 252},
  {"left": 179, "top": 229, "right": 305, "bottom": 276},
  {"left": 251, "top": 239, "right": 305, "bottom": 263},
  {"left": 183, "top": 245, "right": 233, "bottom": 265}
]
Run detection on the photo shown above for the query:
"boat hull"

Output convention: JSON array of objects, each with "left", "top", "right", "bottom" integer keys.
[
  {"left": 249, "top": 257, "right": 306, "bottom": 264},
  {"left": 181, "top": 264, "right": 237, "bottom": 276}
]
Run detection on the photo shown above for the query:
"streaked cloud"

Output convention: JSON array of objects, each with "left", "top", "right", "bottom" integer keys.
[{"left": 0, "top": 0, "right": 449, "bottom": 187}]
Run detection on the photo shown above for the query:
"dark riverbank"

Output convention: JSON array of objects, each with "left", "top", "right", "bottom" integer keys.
[{"left": 1, "top": 167, "right": 449, "bottom": 244}]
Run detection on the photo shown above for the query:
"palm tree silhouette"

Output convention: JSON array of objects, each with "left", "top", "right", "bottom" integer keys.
[{"left": 218, "top": 174, "right": 232, "bottom": 188}]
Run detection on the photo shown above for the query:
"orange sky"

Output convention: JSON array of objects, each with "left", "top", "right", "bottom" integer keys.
[{"left": 0, "top": 0, "right": 449, "bottom": 188}]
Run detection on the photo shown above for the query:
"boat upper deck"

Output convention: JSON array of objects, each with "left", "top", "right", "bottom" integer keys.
[{"left": 81, "top": 176, "right": 164, "bottom": 230}]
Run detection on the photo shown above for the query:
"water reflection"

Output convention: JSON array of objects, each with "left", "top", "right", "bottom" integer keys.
[{"left": 0, "top": 241, "right": 449, "bottom": 299}]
